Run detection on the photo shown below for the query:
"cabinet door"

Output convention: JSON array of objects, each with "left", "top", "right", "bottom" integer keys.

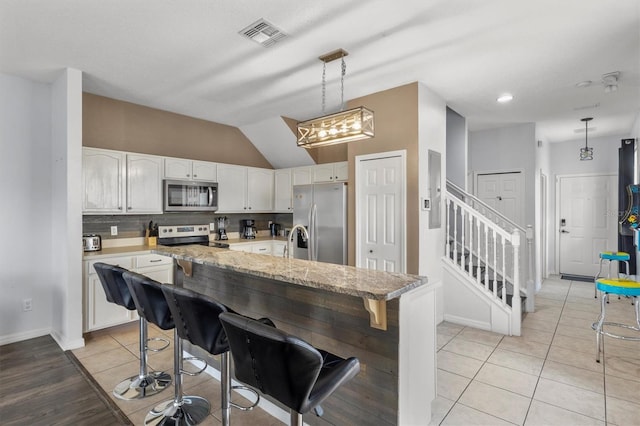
[
  {"left": 334, "top": 162, "right": 348, "bottom": 181},
  {"left": 272, "top": 242, "right": 287, "bottom": 257},
  {"left": 135, "top": 265, "right": 174, "bottom": 285},
  {"left": 192, "top": 161, "right": 217, "bottom": 181},
  {"left": 82, "top": 148, "right": 125, "bottom": 214},
  {"left": 86, "top": 273, "right": 134, "bottom": 331},
  {"left": 312, "top": 164, "right": 335, "bottom": 183},
  {"left": 164, "top": 158, "right": 192, "bottom": 180},
  {"left": 247, "top": 168, "right": 274, "bottom": 212},
  {"left": 217, "top": 164, "right": 247, "bottom": 212},
  {"left": 274, "top": 169, "right": 292, "bottom": 212},
  {"left": 292, "top": 167, "right": 313, "bottom": 185},
  {"left": 127, "top": 154, "right": 163, "bottom": 214},
  {"left": 229, "top": 243, "right": 253, "bottom": 252}
]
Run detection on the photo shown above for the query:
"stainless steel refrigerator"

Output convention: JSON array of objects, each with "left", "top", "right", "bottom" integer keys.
[{"left": 292, "top": 182, "right": 347, "bottom": 265}]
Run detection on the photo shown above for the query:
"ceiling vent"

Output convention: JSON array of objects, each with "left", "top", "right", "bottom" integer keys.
[{"left": 239, "top": 19, "right": 287, "bottom": 47}]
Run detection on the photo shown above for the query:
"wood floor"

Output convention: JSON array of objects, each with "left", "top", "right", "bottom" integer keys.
[{"left": 0, "top": 335, "right": 131, "bottom": 425}]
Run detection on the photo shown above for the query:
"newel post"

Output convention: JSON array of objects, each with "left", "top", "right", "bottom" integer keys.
[
  {"left": 511, "top": 229, "right": 521, "bottom": 336},
  {"left": 526, "top": 225, "right": 535, "bottom": 313}
]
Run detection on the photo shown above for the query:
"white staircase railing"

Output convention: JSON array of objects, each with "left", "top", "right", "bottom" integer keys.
[{"left": 444, "top": 181, "right": 535, "bottom": 334}]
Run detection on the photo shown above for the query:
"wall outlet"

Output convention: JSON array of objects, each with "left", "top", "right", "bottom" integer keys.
[
  {"left": 111, "top": 226, "right": 118, "bottom": 236},
  {"left": 23, "top": 298, "right": 32, "bottom": 312}
]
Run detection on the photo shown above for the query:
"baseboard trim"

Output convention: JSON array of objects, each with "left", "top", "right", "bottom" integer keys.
[
  {"left": 443, "top": 314, "right": 491, "bottom": 331},
  {"left": 0, "top": 328, "right": 51, "bottom": 346}
]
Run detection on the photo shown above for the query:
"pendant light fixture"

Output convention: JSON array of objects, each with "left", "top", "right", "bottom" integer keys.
[
  {"left": 579, "top": 117, "right": 594, "bottom": 161},
  {"left": 297, "top": 49, "right": 374, "bottom": 148}
]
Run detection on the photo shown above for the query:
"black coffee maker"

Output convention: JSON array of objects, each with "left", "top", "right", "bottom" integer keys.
[{"left": 241, "top": 219, "right": 256, "bottom": 239}]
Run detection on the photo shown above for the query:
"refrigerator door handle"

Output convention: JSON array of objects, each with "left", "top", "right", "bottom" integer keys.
[
  {"left": 312, "top": 203, "right": 318, "bottom": 261},
  {"left": 307, "top": 204, "right": 314, "bottom": 261}
]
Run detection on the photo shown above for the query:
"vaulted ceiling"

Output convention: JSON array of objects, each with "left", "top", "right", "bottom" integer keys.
[{"left": 1, "top": 0, "right": 638, "bottom": 144}]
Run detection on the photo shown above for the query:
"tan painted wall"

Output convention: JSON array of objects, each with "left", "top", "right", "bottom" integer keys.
[
  {"left": 346, "top": 83, "right": 420, "bottom": 274},
  {"left": 83, "top": 93, "right": 273, "bottom": 168}
]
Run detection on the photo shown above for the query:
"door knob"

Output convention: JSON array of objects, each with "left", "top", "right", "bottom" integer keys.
[
  {"left": 369, "top": 249, "right": 373, "bottom": 253},
  {"left": 561, "top": 229, "right": 570, "bottom": 233}
]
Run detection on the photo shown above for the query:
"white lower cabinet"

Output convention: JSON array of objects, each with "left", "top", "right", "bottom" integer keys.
[
  {"left": 228, "top": 241, "right": 287, "bottom": 257},
  {"left": 84, "top": 253, "right": 173, "bottom": 332}
]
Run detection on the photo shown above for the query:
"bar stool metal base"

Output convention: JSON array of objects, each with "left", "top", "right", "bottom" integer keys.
[
  {"left": 144, "top": 396, "right": 211, "bottom": 426},
  {"left": 113, "top": 371, "right": 172, "bottom": 400}
]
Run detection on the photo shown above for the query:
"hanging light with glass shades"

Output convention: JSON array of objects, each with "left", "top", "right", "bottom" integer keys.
[
  {"left": 579, "top": 117, "right": 594, "bottom": 161},
  {"left": 297, "top": 49, "right": 374, "bottom": 148}
]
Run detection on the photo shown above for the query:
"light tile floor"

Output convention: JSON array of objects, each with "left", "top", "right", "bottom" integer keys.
[
  {"left": 432, "top": 276, "right": 640, "bottom": 426},
  {"left": 73, "top": 276, "right": 639, "bottom": 425}
]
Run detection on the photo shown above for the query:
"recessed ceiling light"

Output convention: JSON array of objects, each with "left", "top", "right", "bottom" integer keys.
[{"left": 497, "top": 94, "right": 513, "bottom": 103}]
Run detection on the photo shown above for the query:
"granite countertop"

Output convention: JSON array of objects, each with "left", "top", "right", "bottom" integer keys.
[
  {"left": 82, "top": 245, "right": 154, "bottom": 260},
  {"left": 152, "top": 244, "right": 428, "bottom": 301}
]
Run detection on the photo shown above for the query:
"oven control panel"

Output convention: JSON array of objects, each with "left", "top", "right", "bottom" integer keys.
[{"left": 158, "top": 224, "right": 210, "bottom": 238}]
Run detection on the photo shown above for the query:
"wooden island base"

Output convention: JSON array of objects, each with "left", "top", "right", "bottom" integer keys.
[{"left": 178, "top": 262, "right": 437, "bottom": 426}]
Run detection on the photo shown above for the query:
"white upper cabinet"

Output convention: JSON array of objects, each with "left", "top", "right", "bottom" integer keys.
[
  {"left": 164, "top": 157, "right": 217, "bottom": 181},
  {"left": 312, "top": 162, "right": 348, "bottom": 183},
  {"left": 247, "top": 167, "right": 274, "bottom": 212},
  {"left": 274, "top": 169, "right": 293, "bottom": 212},
  {"left": 82, "top": 148, "right": 162, "bottom": 214},
  {"left": 217, "top": 164, "right": 274, "bottom": 213},
  {"left": 126, "top": 154, "right": 163, "bottom": 214},
  {"left": 82, "top": 148, "right": 125, "bottom": 214},
  {"left": 292, "top": 166, "right": 313, "bottom": 186},
  {"left": 192, "top": 160, "right": 217, "bottom": 181}
]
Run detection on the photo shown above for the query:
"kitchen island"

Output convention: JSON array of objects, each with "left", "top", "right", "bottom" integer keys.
[{"left": 153, "top": 244, "right": 437, "bottom": 426}]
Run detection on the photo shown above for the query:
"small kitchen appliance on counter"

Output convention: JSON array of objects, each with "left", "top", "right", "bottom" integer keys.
[
  {"left": 269, "top": 222, "right": 281, "bottom": 237},
  {"left": 215, "top": 216, "right": 228, "bottom": 240},
  {"left": 82, "top": 234, "right": 102, "bottom": 252},
  {"left": 241, "top": 219, "right": 256, "bottom": 239}
]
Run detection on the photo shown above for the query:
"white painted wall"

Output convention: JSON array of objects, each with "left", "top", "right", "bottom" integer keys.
[
  {"left": 417, "top": 83, "right": 446, "bottom": 323},
  {"left": 50, "top": 68, "right": 84, "bottom": 350},
  {"left": 445, "top": 107, "right": 467, "bottom": 189},
  {"left": 239, "top": 116, "right": 315, "bottom": 169},
  {"left": 0, "top": 74, "right": 54, "bottom": 344},
  {"left": 469, "top": 123, "right": 536, "bottom": 228}
]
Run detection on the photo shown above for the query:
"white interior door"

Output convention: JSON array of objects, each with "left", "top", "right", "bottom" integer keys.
[
  {"left": 558, "top": 174, "right": 617, "bottom": 277},
  {"left": 476, "top": 172, "right": 524, "bottom": 226},
  {"left": 356, "top": 153, "right": 405, "bottom": 273}
]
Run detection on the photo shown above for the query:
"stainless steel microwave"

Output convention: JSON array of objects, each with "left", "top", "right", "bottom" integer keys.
[{"left": 164, "top": 179, "right": 218, "bottom": 212}]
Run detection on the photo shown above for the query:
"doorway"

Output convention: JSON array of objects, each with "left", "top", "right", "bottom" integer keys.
[
  {"left": 557, "top": 174, "right": 618, "bottom": 278},
  {"left": 355, "top": 151, "right": 406, "bottom": 273}
]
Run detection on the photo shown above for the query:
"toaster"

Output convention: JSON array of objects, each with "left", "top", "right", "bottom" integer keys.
[{"left": 82, "top": 234, "right": 102, "bottom": 252}]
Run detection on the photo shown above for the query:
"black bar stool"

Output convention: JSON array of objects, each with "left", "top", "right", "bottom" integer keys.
[
  {"left": 122, "top": 271, "right": 210, "bottom": 425},
  {"left": 92, "top": 262, "right": 171, "bottom": 400},
  {"left": 160, "top": 285, "right": 264, "bottom": 426},
  {"left": 219, "top": 312, "right": 361, "bottom": 426}
]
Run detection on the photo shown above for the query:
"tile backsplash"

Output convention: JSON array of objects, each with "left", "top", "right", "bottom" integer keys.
[{"left": 83, "top": 212, "right": 293, "bottom": 240}]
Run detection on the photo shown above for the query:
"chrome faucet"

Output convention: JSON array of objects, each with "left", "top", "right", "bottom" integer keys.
[{"left": 287, "top": 224, "right": 310, "bottom": 260}]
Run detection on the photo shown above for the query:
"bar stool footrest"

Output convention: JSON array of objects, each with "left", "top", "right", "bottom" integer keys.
[
  {"left": 181, "top": 356, "right": 208, "bottom": 376},
  {"left": 146, "top": 336, "right": 171, "bottom": 352},
  {"left": 230, "top": 385, "right": 260, "bottom": 411},
  {"left": 592, "top": 321, "right": 640, "bottom": 341}
]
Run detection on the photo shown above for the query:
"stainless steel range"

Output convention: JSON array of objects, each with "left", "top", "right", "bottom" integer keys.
[{"left": 158, "top": 224, "right": 229, "bottom": 248}]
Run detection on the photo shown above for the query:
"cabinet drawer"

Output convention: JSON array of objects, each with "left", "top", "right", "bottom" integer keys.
[
  {"left": 87, "top": 256, "right": 133, "bottom": 274},
  {"left": 135, "top": 254, "right": 172, "bottom": 268},
  {"left": 252, "top": 243, "right": 272, "bottom": 255}
]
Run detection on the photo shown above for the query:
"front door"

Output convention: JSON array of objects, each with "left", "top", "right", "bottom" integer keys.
[
  {"left": 356, "top": 152, "right": 405, "bottom": 273},
  {"left": 558, "top": 174, "right": 618, "bottom": 277}
]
